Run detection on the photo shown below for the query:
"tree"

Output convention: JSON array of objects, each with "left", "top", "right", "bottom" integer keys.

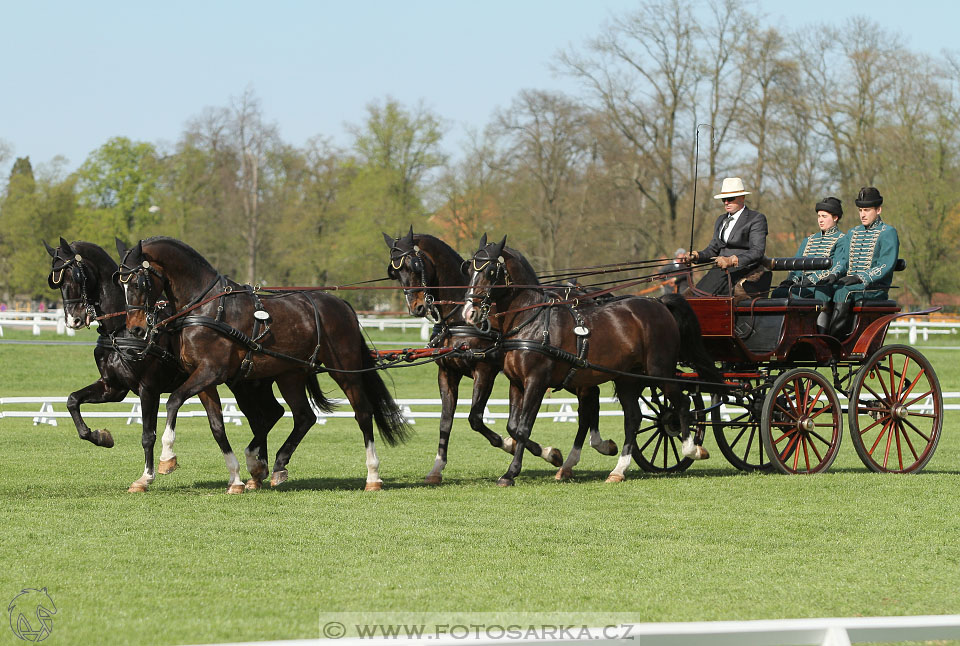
[{"left": 72, "top": 137, "right": 162, "bottom": 248}]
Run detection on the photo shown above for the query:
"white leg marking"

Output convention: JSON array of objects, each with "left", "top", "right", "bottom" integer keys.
[
  {"left": 224, "top": 452, "right": 243, "bottom": 487},
  {"left": 365, "top": 442, "right": 382, "bottom": 484},
  {"left": 682, "top": 434, "right": 697, "bottom": 458},
  {"left": 609, "top": 453, "right": 633, "bottom": 478},
  {"left": 137, "top": 466, "right": 155, "bottom": 486},
  {"left": 426, "top": 453, "right": 446, "bottom": 480},
  {"left": 159, "top": 423, "right": 176, "bottom": 461}
]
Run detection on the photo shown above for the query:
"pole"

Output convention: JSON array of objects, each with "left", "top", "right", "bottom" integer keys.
[{"left": 690, "top": 124, "right": 714, "bottom": 253}]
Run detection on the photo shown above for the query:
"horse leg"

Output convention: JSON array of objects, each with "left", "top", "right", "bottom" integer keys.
[
  {"left": 582, "top": 385, "right": 617, "bottom": 455},
  {"left": 501, "top": 381, "right": 562, "bottom": 468},
  {"left": 128, "top": 389, "right": 160, "bottom": 492},
  {"left": 672, "top": 388, "right": 708, "bottom": 460},
  {"left": 425, "top": 367, "right": 462, "bottom": 485},
  {"left": 468, "top": 363, "right": 510, "bottom": 452},
  {"left": 195, "top": 388, "right": 245, "bottom": 494},
  {"left": 607, "top": 380, "right": 642, "bottom": 483},
  {"left": 269, "top": 375, "right": 318, "bottom": 488},
  {"left": 233, "top": 380, "right": 284, "bottom": 491},
  {"left": 557, "top": 386, "right": 600, "bottom": 481},
  {"left": 498, "top": 380, "right": 548, "bottom": 487},
  {"left": 328, "top": 370, "right": 386, "bottom": 491},
  {"left": 65, "top": 379, "right": 126, "bottom": 448}
]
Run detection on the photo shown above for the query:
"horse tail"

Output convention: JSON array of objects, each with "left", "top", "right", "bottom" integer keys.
[
  {"left": 357, "top": 336, "right": 413, "bottom": 446},
  {"left": 659, "top": 293, "right": 724, "bottom": 386},
  {"left": 306, "top": 374, "right": 336, "bottom": 415}
]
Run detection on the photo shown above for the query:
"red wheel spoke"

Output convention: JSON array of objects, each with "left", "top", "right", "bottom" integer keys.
[
  {"left": 902, "top": 388, "right": 934, "bottom": 409},
  {"left": 885, "top": 356, "right": 897, "bottom": 402},
  {"left": 808, "top": 402, "right": 834, "bottom": 420},
  {"left": 896, "top": 368, "right": 923, "bottom": 405},
  {"left": 894, "top": 421, "right": 904, "bottom": 471},
  {"left": 882, "top": 415, "right": 895, "bottom": 468},
  {"left": 857, "top": 415, "right": 889, "bottom": 436},
  {"left": 775, "top": 401, "right": 797, "bottom": 419},
  {"left": 808, "top": 430, "right": 833, "bottom": 449},
  {"left": 805, "top": 382, "right": 823, "bottom": 416},
  {"left": 895, "top": 355, "right": 911, "bottom": 399},
  {"left": 807, "top": 434, "right": 824, "bottom": 461},
  {"left": 859, "top": 381, "right": 890, "bottom": 407},
  {"left": 800, "top": 436, "right": 812, "bottom": 470},
  {"left": 898, "top": 420, "right": 921, "bottom": 461},
  {"left": 901, "top": 416, "right": 932, "bottom": 443},
  {"left": 868, "top": 420, "right": 893, "bottom": 454},
  {"left": 790, "top": 380, "right": 803, "bottom": 417}
]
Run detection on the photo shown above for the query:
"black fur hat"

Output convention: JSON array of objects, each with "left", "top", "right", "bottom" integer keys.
[
  {"left": 855, "top": 187, "right": 883, "bottom": 208},
  {"left": 815, "top": 196, "right": 843, "bottom": 219}
]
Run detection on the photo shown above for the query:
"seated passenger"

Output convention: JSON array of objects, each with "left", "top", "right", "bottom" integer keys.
[
  {"left": 681, "top": 177, "right": 768, "bottom": 296},
  {"left": 814, "top": 186, "right": 900, "bottom": 337},
  {"left": 772, "top": 197, "right": 844, "bottom": 332}
]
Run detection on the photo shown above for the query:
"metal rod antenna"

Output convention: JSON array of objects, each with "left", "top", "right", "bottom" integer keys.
[{"left": 690, "top": 123, "right": 714, "bottom": 253}]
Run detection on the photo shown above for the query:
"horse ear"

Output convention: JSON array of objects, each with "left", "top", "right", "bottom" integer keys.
[
  {"left": 382, "top": 232, "right": 395, "bottom": 249},
  {"left": 497, "top": 235, "right": 507, "bottom": 253},
  {"left": 478, "top": 233, "right": 487, "bottom": 250},
  {"left": 133, "top": 240, "right": 143, "bottom": 258},
  {"left": 58, "top": 237, "right": 73, "bottom": 256},
  {"left": 403, "top": 226, "right": 414, "bottom": 245},
  {"left": 115, "top": 237, "right": 129, "bottom": 258},
  {"left": 43, "top": 240, "right": 57, "bottom": 257}
]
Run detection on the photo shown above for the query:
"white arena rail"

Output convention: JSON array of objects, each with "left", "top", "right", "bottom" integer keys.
[
  {"left": 3, "top": 393, "right": 959, "bottom": 426},
  {"left": 3, "top": 311, "right": 958, "bottom": 344}
]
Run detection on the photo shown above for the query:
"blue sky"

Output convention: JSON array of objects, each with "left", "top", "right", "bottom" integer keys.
[{"left": 2, "top": 0, "right": 955, "bottom": 176}]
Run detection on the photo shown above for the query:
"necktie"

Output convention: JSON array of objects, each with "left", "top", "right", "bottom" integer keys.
[{"left": 720, "top": 215, "right": 734, "bottom": 243}]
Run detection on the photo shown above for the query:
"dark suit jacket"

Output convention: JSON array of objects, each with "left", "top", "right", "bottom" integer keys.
[{"left": 697, "top": 207, "right": 768, "bottom": 270}]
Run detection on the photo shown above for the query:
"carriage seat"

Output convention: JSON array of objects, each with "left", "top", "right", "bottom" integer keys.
[{"left": 735, "top": 297, "right": 820, "bottom": 309}]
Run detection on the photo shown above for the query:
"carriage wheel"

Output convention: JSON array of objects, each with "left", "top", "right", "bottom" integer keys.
[
  {"left": 761, "top": 368, "right": 842, "bottom": 474},
  {"left": 848, "top": 345, "right": 942, "bottom": 473},
  {"left": 712, "top": 379, "right": 773, "bottom": 472},
  {"left": 632, "top": 388, "right": 705, "bottom": 474}
]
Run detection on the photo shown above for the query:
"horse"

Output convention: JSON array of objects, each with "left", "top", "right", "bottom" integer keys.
[
  {"left": 462, "top": 235, "right": 721, "bottom": 486},
  {"left": 384, "top": 228, "right": 619, "bottom": 483},
  {"left": 115, "top": 236, "right": 410, "bottom": 493},
  {"left": 44, "top": 238, "right": 285, "bottom": 493}
]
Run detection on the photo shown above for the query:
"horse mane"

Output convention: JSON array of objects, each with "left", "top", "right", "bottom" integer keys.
[
  {"left": 412, "top": 233, "right": 466, "bottom": 278},
  {"left": 69, "top": 241, "right": 118, "bottom": 271},
  {"left": 141, "top": 236, "right": 217, "bottom": 274},
  {"left": 503, "top": 246, "right": 540, "bottom": 286}
]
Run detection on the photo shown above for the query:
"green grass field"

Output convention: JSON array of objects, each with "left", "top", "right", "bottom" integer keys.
[{"left": 1, "top": 326, "right": 959, "bottom": 645}]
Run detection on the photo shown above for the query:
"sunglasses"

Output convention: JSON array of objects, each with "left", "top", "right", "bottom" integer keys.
[{"left": 721, "top": 196, "right": 738, "bottom": 203}]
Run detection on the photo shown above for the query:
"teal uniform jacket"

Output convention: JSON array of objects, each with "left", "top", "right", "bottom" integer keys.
[
  {"left": 816, "top": 218, "right": 899, "bottom": 303},
  {"left": 773, "top": 225, "right": 844, "bottom": 300}
]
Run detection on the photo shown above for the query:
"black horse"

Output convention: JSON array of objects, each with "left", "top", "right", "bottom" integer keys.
[
  {"left": 116, "top": 236, "right": 410, "bottom": 493},
  {"left": 45, "top": 238, "right": 285, "bottom": 493},
  {"left": 462, "top": 235, "right": 720, "bottom": 486},
  {"left": 384, "top": 228, "right": 619, "bottom": 483}
]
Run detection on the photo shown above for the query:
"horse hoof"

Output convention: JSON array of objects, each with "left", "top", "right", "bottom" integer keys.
[
  {"left": 424, "top": 474, "right": 442, "bottom": 486},
  {"left": 555, "top": 468, "right": 573, "bottom": 481},
  {"left": 596, "top": 439, "right": 618, "bottom": 456},
  {"left": 502, "top": 437, "right": 517, "bottom": 454},
  {"left": 248, "top": 463, "right": 269, "bottom": 481},
  {"left": 605, "top": 473, "right": 625, "bottom": 484},
  {"left": 97, "top": 429, "right": 115, "bottom": 448},
  {"left": 157, "top": 457, "right": 178, "bottom": 475},
  {"left": 226, "top": 484, "right": 245, "bottom": 495},
  {"left": 693, "top": 446, "right": 710, "bottom": 460},
  {"left": 244, "top": 479, "right": 262, "bottom": 491},
  {"left": 497, "top": 477, "right": 514, "bottom": 487},
  {"left": 127, "top": 482, "right": 148, "bottom": 493},
  {"left": 544, "top": 447, "right": 563, "bottom": 467},
  {"left": 270, "top": 470, "right": 289, "bottom": 487},
  {"left": 364, "top": 481, "right": 383, "bottom": 492}
]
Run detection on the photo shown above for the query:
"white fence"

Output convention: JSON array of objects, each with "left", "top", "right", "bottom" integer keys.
[
  {"left": 3, "top": 393, "right": 958, "bottom": 427},
  {"left": 2, "top": 311, "right": 958, "bottom": 345}
]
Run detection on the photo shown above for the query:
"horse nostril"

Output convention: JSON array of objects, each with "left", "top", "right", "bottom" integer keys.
[{"left": 413, "top": 304, "right": 425, "bottom": 317}]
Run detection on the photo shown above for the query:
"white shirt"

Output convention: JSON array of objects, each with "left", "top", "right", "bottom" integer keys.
[{"left": 721, "top": 206, "right": 745, "bottom": 243}]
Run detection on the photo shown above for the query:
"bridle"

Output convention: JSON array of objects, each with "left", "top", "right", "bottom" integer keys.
[
  {"left": 389, "top": 243, "right": 440, "bottom": 321},
  {"left": 114, "top": 250, "right": 170, "bottom": 343},
  {"left": 465, "top": 249, "right": 511, "bottom": 332},
  {"left": 49, "top": 252, "right": 99, "bottom": 324}
]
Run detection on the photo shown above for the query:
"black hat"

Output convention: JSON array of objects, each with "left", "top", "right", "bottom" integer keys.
[
  {"left": 855, "top": 186, "right": 883, "bottom": 208},
  {"left": 815, "top": 196, "right": 843, "bottom": 219}
]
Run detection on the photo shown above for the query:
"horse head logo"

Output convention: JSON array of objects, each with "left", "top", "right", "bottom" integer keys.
[{"left": 8, "top": 588, "right": 56, "bottom": 642}]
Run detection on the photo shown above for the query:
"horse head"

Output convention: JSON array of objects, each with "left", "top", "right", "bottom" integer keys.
[
  {"left": 463, "top": 234, "right": 512, "bottom": 328},
  {"left": 384, "top": 226, "right": 440, "bottom": 319},
  {"left": 45, "top": 237, "right": 104, "bottom": 329},
  {"left": 114, "top": 238, "right": 167, "bottom": 337}
]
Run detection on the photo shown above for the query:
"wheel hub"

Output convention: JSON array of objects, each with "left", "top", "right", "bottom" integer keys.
[
  {"left": 892, "top": 405, "right": 908, "bottom": 420},
  {"left": 799, "top": 417, "right": 815, "bottom": 433}
]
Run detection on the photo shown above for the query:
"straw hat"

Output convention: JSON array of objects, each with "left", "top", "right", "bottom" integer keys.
[{"left": 713, "top": 177, "right": 751, "bottom": 199}]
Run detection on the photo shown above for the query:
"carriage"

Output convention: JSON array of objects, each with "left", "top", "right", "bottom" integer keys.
[{"left": 634, "top": 256, "right": 943, "bottom": 476}]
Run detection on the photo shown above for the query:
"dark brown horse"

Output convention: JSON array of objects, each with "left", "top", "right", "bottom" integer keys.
[
  {"left": 45, "top": 238, "right": 285, "bottom": 493},
  {"left": 116, "top": 236, "right": 409, "bottom": 493},
  {"left": 384, "top": 228, "right": 619, "bottom": 483},
  {"left": 462, "top": 235, "right": 719, "bottom": 486}
]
